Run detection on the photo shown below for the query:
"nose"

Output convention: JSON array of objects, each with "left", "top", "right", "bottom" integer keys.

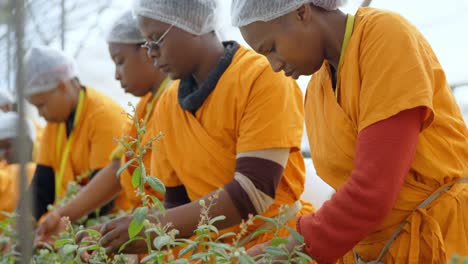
[
  {"left": 38, "top": 108, "right": 46, "bottom": 119},
  {"left": 267, "top": 55, "right": 285, "bottom": 73},
  {"left": 114, "top": 67, "right": 121, "bottom": 81},
  {"left": 148, "top": 47, "right": 160, "bottom": 60}
]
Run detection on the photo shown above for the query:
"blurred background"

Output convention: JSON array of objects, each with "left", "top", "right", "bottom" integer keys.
[{"left": 1, "top": 0, "right": 467, "bottom": 207}]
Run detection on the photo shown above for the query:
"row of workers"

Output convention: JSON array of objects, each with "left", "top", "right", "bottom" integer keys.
[{"left": 9, "top": 0, "right": 467, "bottom": 263}]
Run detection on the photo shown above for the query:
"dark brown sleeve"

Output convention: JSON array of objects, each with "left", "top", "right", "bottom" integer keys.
[
  {"left": 164, "top": 185, "right": 191, "bottom": 209},
  {"left": 225, "top": 157, "right": 284, "bottom": 219}
]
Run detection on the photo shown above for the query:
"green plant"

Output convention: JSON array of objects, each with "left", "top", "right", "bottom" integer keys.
[
  {"left": 247, "top": 205, "right": 312, "bottom": 264},
  {"left": 0, "top": 212, "right": 129, "bottom": 263},
  {"left": 449, "top": 255, "right": 468, "bottom": 264},
  {"left": 47, "top": 171, "right": 123, "bottom": 227},
  {"left": 114, "top": 103, "right": 166, "bottom": 249},
  {"left": 33, "top": 218, "right": 129, "bottom": 264},
  {"left": 0, "top": 102, "right": 312, "bottom": 263},
  {"left": 115, "top": 103, "right": 311, "bottom": 264},
  {"left": 0, "top": 212, "right": 19, "bottom": 263}
]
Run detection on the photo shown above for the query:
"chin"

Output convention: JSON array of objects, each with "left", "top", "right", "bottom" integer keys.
[
  {"left": 128, "top": 89, "right": 145, "bottom": 97},
  {"left": 46, "top": 116, "right": 65, "bottom": 123},
  {"left": 169, "top": 71, "right": 186, "bottom": 81}
]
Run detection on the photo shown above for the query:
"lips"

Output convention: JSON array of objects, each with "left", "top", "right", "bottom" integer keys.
[
  {"left": 284, "top": 69, "right": 294, "bottom": 77},
  {"left": 153, "top": 59, "right": 167, "bottom": 69},
  {"left": 283, "top": 66, "right": 296, "bottom": 76},
  {"left": 120, "top": 83, "right": 131, "bottom": 93},
  {"left": 158, "top": 64, "right": 171, "bottom": 73},
  {"left": 282, "top": 64, "right": 301, "bottom": 79}
]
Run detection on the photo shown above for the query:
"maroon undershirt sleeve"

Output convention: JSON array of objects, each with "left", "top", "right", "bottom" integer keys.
[{"left": 297, "top": 107, "right": 425, "bottom": 263}]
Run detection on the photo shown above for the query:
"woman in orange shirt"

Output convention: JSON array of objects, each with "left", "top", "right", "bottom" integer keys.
[
  {"left": 24, "top": 46, "right": 128, "bottom": 223},
  {"left": 34, "top": 10, "right": 169, "bottom": 245},
  {"left": 232, "top": 0, "right": 468, "bottom": 263},
  {"left": 97, "top": 0, "right": 313, "bottom": 256}
]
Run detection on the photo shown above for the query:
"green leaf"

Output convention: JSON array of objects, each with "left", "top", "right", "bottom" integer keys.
[
  {"left": 76, "top": 229, "right": 101, "bottom": 239},
  {"left": 140, "top": 252, "right": 162, "bottom": 262},
  {"left": 77, "top": 244, "right": 100, "bottom": 254},
  {"left": 116, "top": 158, "right": 136, "bottom": 178},
  {"left": 133, "top": 206, "right": 148, "bottom": 225},
  {"left": 211, "top": 247, "right": 230, "bottom": 259},
  {"left": 144, "top": 227, "right": 159, "bottom": 234},
  {"left": 286, "top": 226, "right": 304, "bottom": 244},
  {"left": 263, "top": 246, "right": 288, "bottom": 256},
  {"left": 271, "top": 237, "right": 290, "bottom": 247},
  {"left": 0, "top": 211, "right": 15, "bottom": 218},
  {"left": 209, "top": 215, "right": 226, "bottom": 225},
  {"left": 190, "top": 252, "right": 210, "bottom": 260},
  {"left": 62, "top": 244, "right": 79, "bottom": 255},
  {"left": 153, "top": 235, "right": 172, "bottom": 250},
  {"left": 450, "top": 255, "right": 460, "bottom": 264},
  {"left": 170, "top": 260, "right": 189, "bottom": 264},
  {"left": 128, "top": 218, "right": 144, "bottom": 239},
  {"left": 131, "top": 166, "right": 142, "bottom": 187},
  {"left": 178, "top": 242, "right": 198, "bottom": 258},
  {"left": 254, "top": 215, "right": 277, "bottom": 225},
  {"left": 205, "top": 242, "right": 232, "bottom": 251},
  {"left": 118, "top": 236, "right": 145, "bottom": 253},
  {"left": 295, "top": 251, "right": 313, "bottom": 262},
  {"left": 238, "top": 255, "right": 256, "bottom": 264},
  {"left": 53, "top": 238, "right": 74, "bottom": 249},
  {"left": 146, "top": 176, "right": 166, "bottom": 193},
  {"left": 197, "top": 224, "right": 219, "bottom": 235},
  {"left": 217, "top": 232, "right": 236, "bottom": 241},
  {"left": 250, "top": 229, "right": 270, "bottom": 239},
  {"left": 151, "top": 196, "right": 166, "bottom": 216}
]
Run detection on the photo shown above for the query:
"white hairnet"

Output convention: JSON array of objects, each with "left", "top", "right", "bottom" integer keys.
[
  {"left": 106, "top": 10, "right": 146, "bottom": 44},
  {"left": 133, "top": 0, "right": 220, "bottom": 36},
  {"left": 231, "top": 0, "right": 347, "bottom": 27},
  {"left": 24, "top": 46, "right": 77, "bottom": 96},
  {"left": 0, "top": 89, "right": 14, "bottom": 106},
  {"left": 0, "top": 112, "right": 35, "bottom": 142}
]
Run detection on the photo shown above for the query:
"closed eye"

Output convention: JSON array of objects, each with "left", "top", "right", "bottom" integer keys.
[
  {"left": 268, "top": 44, "right": 276, "bottom": 54},
  {"left": 112, "top": 56, "right": 124, "bottom": 66}
]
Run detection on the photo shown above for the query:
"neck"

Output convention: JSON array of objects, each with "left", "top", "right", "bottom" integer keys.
[
  {"left": 192, "top": 36, "right": 225, "bottom": 86},
  {"left": 68, "top": 82, "right": 81, "bottom": 115},
  {"left": 151, "top": 81, "right": 161, "bottom": 94},
  {"left": 323, "top": 10, "right": 347, "bottom": 70},
  {"left": 150, "top": 70, "right": 167, "bottom": 94}
]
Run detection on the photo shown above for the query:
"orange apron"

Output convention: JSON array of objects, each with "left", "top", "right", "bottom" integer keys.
[{"left": 305, "top": 8, "right": 468, "bottom": 263}]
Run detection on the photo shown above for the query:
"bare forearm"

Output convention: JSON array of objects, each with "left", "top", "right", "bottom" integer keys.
[
  {"left": 149, "top": 149, "right": 289, "bottom": 239},
  {"left": 149, "top": 190, "right": 242, "bottom": 239},
  {"left": 57, "top": 160, "right": 122, "bottom": 221}
]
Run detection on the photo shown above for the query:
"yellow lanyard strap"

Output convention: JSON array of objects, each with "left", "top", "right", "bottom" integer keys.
[
  {"left": 143, "top": 77, "right": 170, "bottom": 124},
  {"left": 335, "top": 14, "right": 355, "bottom": 100},
  {"left": 55, "top": 89, "right": 85, "bottom": 199}
]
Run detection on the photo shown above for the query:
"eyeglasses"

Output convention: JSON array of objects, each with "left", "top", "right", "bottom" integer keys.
[{"left": 141, "top": 24, "right": 174, "bottom": 58}]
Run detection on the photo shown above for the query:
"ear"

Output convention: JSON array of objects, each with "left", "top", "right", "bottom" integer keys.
[
  {"left": 295, "top": 4, "right": 315, "bottom": 23},
  {"left": 138, "top": 46, "right": 151, "bottom": 63},
  {"left": 59, "top": 78, "right": 79, "bottom": 96},
  {"left": 295, "top": 5, "right": 306, "bottom": 21},
  {"left": 57, "top": 80, "right": 68, "bottom": 92}
]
